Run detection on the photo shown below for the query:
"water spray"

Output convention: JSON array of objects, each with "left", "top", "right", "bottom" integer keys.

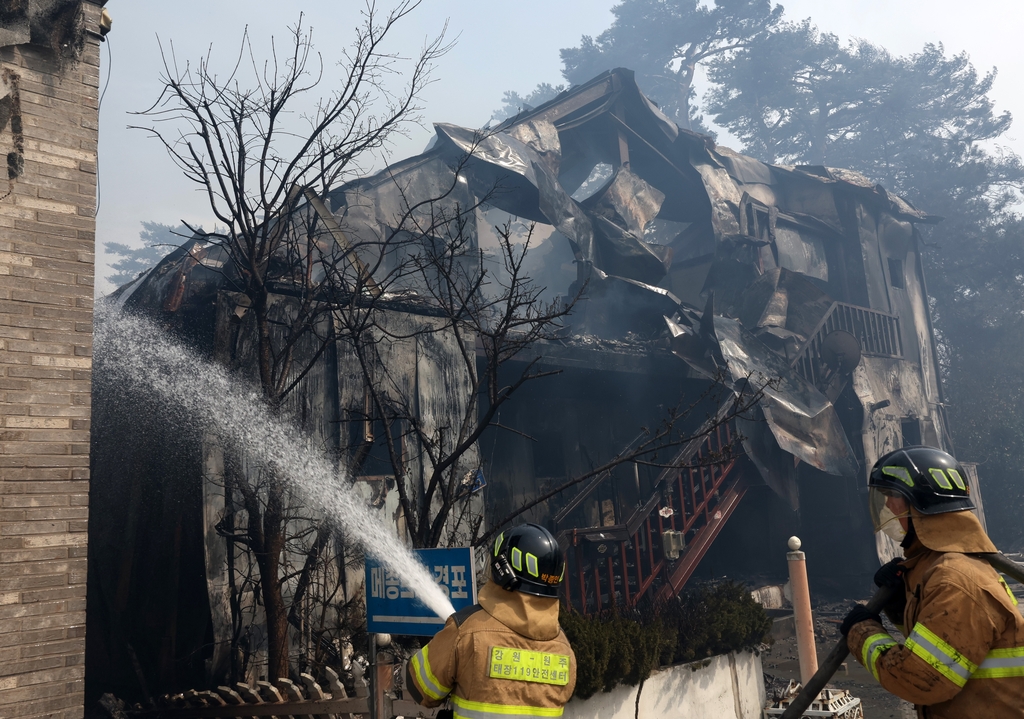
[{"left": 94, "top": 305, "right": 456, "bottom": 621}]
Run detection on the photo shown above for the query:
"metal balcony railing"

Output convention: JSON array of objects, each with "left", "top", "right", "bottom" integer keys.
[{"left": 790, "top": 302, "right": 902, "bottom": 387}]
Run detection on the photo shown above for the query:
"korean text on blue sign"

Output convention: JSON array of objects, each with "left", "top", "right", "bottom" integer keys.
[{"left": 365, "top": 546, "right": 477, "bottom": 636}]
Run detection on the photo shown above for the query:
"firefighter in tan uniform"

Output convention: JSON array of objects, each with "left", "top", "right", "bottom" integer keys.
[
  {"left": 406, "top": 523, "right": 577, "bottom": 719},
  {"left": 839, "top": 446, "right": 1024, "bottom": 718}
]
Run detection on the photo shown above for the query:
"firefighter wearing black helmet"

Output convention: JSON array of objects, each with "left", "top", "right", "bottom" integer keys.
[
  {"left": 406, "top": 523, "right": 577, "bottom": 719},
  {"left": 840, "top": 446, "right": 1024, "bottom": 719}
]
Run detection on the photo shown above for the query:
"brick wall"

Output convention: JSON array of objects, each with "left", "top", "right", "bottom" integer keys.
[{"left": 0, "top": 3, "right": 105, "bottom": 719}]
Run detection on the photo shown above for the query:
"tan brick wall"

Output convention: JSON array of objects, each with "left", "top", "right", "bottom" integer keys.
[{"left": 0, "top": 3, "right": 104, "bottom": 718}]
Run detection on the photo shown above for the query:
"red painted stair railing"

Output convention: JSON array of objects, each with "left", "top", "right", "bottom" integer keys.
[{"left": 558, "top": 416, "right": 750, "bottom": 615}]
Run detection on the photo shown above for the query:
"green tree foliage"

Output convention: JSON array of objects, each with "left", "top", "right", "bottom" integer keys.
[
  {"left": 560, "top": 581, "right": 771, "bottom": 699},
  {"left": 704, "top": 22, "right": 886, "bottom": 165},
  {"left": 495, "top": 0, "right": 781, "bottom": 132},
  {"left": 560, "top": 0, "right": 781, "bottom": 131},
  {"left": 932, "top": 214, "right": 1024, "bottom": 548},
  {"left": 491, "top": 83, "right": 567, "bottom": 123},
  {"left": 705, "top": 24, "right": 1016, "bottom": 180},
  {"left": 104, "top": 221, "right": 194, "bottom": 288}
]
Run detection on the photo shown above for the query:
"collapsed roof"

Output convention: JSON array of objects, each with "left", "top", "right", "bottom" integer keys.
[
  {"left": 118, "top": 68, "right": 944, "bottom": 511},
  {"left": 323, "top": 68, "right": 943, "bottom": 503}
]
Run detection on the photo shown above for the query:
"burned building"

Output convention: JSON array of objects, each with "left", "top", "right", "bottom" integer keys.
[
  {"left": 362, "top": 68, "right": 954, "bottom": 609},
  {"left": 89, "top": 68, "right": 959, "bottom": 695}
]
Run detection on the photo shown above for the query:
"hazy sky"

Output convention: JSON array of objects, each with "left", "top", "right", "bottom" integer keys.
[{"left": 95, "top": 0, "right": 1024, "bottom": 294}]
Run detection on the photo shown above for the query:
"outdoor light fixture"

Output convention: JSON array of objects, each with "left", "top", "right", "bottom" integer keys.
[{"left": 662, "top": 530, "right": 685, "bottom": 560}]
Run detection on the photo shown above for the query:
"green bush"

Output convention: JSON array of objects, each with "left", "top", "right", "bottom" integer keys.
[
  {"left": 560, "top": 581, "right": 772, "bottom": 699},
  {"left": 663, "top": 582, "right": 773, "bottom": 664},
  {"left": 600, "top": 615, "right": 663, "bottom": 692},
  {"left": 559, "top": 610, "right": 611, "bottom": 699}
]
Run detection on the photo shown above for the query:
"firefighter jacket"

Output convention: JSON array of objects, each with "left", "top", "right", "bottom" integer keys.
[
  {"left": 406, "top": 580, "right": 577, "bottom": 719},
  {"left": 848, "top": 508, "right": 1024, "bottom": 718}
]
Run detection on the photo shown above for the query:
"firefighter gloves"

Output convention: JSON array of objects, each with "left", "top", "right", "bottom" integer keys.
[
  {"left": 874, "top": 558, "right": 907, "bottom": 589},
  {"left": 841, "top": 604, "right": 882, "bottom": 636}
]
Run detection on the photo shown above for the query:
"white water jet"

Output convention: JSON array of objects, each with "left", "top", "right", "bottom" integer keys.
[{"left": 94, "top": 305, "right": 456, "bottom": 621}]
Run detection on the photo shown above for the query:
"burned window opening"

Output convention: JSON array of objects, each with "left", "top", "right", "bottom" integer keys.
[
  {"left": 533, "top": 430, "right": 566, "bottom": 480},
  {"left": 888, "top": 257, "right": 905, "bottom": 289},
  {"left": 346, "top": 395, "right": 405, "bottom": 484},
  {"left": 901, "top": 417, "right": 922, "bottom": 447}
]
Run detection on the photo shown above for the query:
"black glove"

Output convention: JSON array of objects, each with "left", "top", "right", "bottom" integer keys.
[
  {"left": 436, "top": 711, "right": 454, "bottom": 719},
  {"left": 874, "top": 557, "right": 906, "bottom": 589},
  {"left": 874, "top": 558, "right": 909, "bottom": 626},
  {"left": 840, "top": 603, "right": 881, "bottom": 636}
]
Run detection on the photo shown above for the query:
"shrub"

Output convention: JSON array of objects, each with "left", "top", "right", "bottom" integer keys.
[
  {"left": 663, "top": 581, "right": 773, "bottom": 664},
  {"left": 559, "top": 609, "right": 611, "bottom": 699},
  {"left": 560, "top": 580, "right": 771, "bottom": 698}
]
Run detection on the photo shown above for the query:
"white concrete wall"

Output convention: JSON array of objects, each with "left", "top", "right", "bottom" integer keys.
[{"left": 563, "top": 650, "right": 766, "bottom": 719}]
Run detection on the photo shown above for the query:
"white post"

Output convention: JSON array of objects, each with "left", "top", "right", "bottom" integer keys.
[{"left": 787, "top": 536, "right": 818, "bottom": 685}]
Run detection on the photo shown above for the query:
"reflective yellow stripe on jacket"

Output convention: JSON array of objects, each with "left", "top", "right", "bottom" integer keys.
[
  {"left": 411, "top": 645, "right": 451, "bottom": 701},
  {"left": 975, "top": 647, "right": 1024, "bottom": 679},
  {"left": 998, "top": 576, "right": 1019, "bottom": 607},
  {"left": 452, "top": 696, "right": 564, "bottom": 719},
  {"left": 905, "top": 622, "right": 977, "bottom": 687},
  {"left": 905, "top": 622, "right": 1024, "bottom": 684},
  {"left": 861, "top": 632, "right": 898, "bottom": 682}
]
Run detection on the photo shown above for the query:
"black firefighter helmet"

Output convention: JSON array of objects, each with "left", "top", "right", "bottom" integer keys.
[
  {"left": 491, "top": 523, "right": 565, "bottom": 598},
  {"left": 868, "top": 445, "right": 975, "bottom": 535}
]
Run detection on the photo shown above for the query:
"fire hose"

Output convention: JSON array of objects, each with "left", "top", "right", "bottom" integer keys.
[{"left": 779, "top": 552, "right": 1024, "bottom": 719}]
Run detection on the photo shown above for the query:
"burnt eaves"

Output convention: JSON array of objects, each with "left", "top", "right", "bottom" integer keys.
[
  {"left": 502, "top": 335, "right": 687, "bottom": 378},
  {"left": 0, "top": 0, "right": 91, "bottom": 65}
]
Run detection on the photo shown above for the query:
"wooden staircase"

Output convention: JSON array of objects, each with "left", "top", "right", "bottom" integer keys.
[
  {"left": 555, "top": 301, "right": 905, "bottom": 615},
  {"left": 557, "top": 412, "right": 750, "bottom": 615}
]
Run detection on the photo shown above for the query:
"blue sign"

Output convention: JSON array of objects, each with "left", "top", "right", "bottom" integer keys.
[
  {"left": 456, "top": 468, "right": 486, "bottom": 498},
  {"left": 365, "top": 546, "right": 477, "bottom": 636}
]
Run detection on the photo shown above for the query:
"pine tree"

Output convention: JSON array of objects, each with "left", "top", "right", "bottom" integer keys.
[{"left": 104, "top": 221, "right": 194, "bottom": 288}]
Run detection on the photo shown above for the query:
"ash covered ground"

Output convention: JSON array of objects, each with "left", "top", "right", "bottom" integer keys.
[{"left": 761, "top": 598, "right": 915, "bottom": 719}]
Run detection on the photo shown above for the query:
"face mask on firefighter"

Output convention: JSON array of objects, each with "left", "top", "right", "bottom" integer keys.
[{"left": 871, "top": 488, "right": 911, "bottom": 542}]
